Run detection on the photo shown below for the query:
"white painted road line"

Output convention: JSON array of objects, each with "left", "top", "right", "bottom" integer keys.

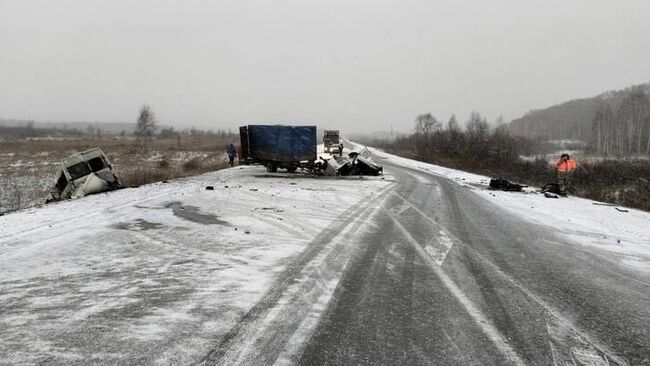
[{"left": 384, "top": 209, "right": 526, "bottom": 366}]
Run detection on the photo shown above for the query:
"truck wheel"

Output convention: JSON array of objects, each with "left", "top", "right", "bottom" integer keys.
[
  {"left": 266, "top": 164, "right": 278, "bottom": 173},
  {"left": 286, "top": 166, "right": 297, "bottom": 173}
]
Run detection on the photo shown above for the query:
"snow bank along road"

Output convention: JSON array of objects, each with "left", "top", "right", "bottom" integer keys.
[{"left": 2, "top": 149, "right": 650, "bottom": 365}]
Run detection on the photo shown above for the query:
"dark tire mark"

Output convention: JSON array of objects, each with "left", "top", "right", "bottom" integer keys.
[{"left": 199, "top": 187, "right": 392, "bottom": 365}]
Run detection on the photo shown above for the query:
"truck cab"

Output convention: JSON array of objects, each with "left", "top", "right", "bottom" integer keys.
[{"left": 323, "top": 130, "right": 340, "bottom": 153}]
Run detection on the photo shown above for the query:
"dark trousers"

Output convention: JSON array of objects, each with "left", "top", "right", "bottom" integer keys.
[{"left": 558, "top": 171, "right": 572, "bottom": 195}]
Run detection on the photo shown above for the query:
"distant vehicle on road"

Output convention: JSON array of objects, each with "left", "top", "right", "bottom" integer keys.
[
  {"left": 323, "top": 129, "right": 340, "bottom": 153},
  {"left": 47, "top": 147, "right": 123, "bottom": 202},
  {"left": 239, "top": 124, "right": 317, "bottom": 172}
]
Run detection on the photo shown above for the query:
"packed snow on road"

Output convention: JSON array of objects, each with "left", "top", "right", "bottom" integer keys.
[{"left": 0, "top": 163, "right": 391, "bottom": 364}]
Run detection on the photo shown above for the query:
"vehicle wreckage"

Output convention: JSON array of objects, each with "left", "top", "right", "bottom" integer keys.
[
  {"left": 239, "top": 124, "right": 382, "bottom": 176},
  {"left": 318, "top": 148, "right": 383, "bottom": 176},
  {"left": 46, "top": 148, "right": 123, "bottom": 203}
]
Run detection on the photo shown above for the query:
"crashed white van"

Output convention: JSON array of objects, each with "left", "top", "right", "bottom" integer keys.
[{"left": 47, "top": 148, "right": 123, "bottom": 202}]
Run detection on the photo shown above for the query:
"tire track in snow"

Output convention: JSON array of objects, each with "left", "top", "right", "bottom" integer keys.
[
  {"left": 198, "top": 183, "right": 395, "bottom": 365},
  {"left": 384, "top": 209, "right": 526, "bottom": 366},
  {"left": 269, "top": 193, "right": 392, "bottom": 366},
  {"left": 389, "top": 165, "right": 628, "bottom": 365}
]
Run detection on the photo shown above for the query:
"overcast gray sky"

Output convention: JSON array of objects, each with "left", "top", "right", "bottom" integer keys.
[{"left": 1, "top": 0, "right": 649, "bottom": 133}]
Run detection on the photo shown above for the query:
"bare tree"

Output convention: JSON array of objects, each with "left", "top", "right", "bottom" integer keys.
[
  {"left": 414, "top": 113, "right": 440, "bottom": 159},
  {"left": 615, "top": 90, "right": 650, "bottom": 155},
  {"left": 447, "top": 114, "right": 459, "bottom": 132},
  {"left": 465, "top": 111, "right": 489, "bottom": 143},
  {"left": 592, "top": 102, "right": 614, "bottom": 155},
  {"left": 465, "top": 111, "right": 489, "bottom": 159},
  {"left": 136, "top": 104, "right": 157, "bottom": 151}
]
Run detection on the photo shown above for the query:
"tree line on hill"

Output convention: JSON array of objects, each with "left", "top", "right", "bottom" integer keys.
[
  {"left": 591, "top": 88, "right": 650, "bottom": 156},
  {"left": 381, "top": 111, "right": 537, "bottom": 176},
  {"left": 507, "top": 83, "right": 650, "bottom": 155}
]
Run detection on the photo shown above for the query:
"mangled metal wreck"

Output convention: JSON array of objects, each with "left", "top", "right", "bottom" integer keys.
[
  {"left": 319, "top": 147, "right": 383, "bottom": 176},
  {"left": 47, "top": 148, "right": 123, "bottom": 203}
]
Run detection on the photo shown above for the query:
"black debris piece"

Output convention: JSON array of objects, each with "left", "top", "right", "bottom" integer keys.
[
  {"left": 544, "top": 192, "right": 559, "bottom": 199},
  {"left": 615, "top": 207, "right": 629, "bottom": 213},
  {"left": 489, "top": 178, "right": 525, "bottom": 192},
  {"left": 205, "top": 186, "right": 214, "bottom": 190},
  {"left": 541, "top": 182, "right": 561, "bottom": 195}
]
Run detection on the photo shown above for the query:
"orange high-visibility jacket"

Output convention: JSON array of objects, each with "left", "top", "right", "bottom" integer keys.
[{"left": 555, "top": 157, "right": 577, "bottom": 172}]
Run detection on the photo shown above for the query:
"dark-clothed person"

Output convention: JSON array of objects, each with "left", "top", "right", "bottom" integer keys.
[{"left": 227, "top": 144, "right": 237, "bottom": 167}]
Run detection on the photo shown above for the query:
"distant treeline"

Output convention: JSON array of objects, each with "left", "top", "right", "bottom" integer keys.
[
  {"left": 508, "top": 83, "right": 650, "bottom": 147},
  {"left": 158, "top": 127, "right": 235, "bottom": 139},
  {"left": 0, "top": 122, "right": 236, "bottom": 140},
  {"left": 372, "top": 111, "right": 650, "bottom": 211},
  {"left": 373, "top": 112, "right": 538, "bottom": 176},
  {"left": 0, "top": 122, "right": 85, "bottom": 139}
]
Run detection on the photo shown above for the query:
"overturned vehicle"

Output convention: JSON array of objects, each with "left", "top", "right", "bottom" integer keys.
[{"left": 47, "top": 148, "right": 123, "bottom": 203}]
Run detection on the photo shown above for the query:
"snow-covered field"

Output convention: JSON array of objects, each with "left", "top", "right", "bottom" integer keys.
[
  {"left": 0, "top": 137, "right": 232, "bottom": 213},
  {"left": 364, "top": 145, "right": 650, "bottom": 274},
  {"left": 0, "top": 162, "right": 390, "bottom": 364}
]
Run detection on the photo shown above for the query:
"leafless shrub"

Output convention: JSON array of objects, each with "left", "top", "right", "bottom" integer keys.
[
  {"left": 118, "top": 166, "right": 176, "bottom": 187},
  {"left": 158, "top": 157, "right": 170, "bottom": 169},
  {"left": 0, "top": 169, "right": 53, "bottom": 214},
  {"left": 182, "top": 158, "right": 201, "bottom": 171}
]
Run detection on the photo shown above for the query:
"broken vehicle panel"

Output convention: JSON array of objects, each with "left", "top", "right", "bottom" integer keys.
[
  {"left": 353, "top": 156, "right": 383, "bottom": 176},
  {"left": 488, "top": 178, "right": 526, "bottom": 192},
  {"left": 319, "top": 147, "right": 383, "bottom": 176},
  {"left": 47, "top": 148, "right": 123, "bottom": 202}
]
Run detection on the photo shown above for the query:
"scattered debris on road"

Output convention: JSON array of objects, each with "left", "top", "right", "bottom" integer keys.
[
  {"left": 318, "top": 147, "right": 383, "bottom": 176},
  {"left": 488, "top": 178, "right": 525, "bottom": 192},
  {"left": 46, "top": 147, "right": 123, "bottom": 203},
  {"left": 541, "top": 182, "right": 561, "bottom": 195}
]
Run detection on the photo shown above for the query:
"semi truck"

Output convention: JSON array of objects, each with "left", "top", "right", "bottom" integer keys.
[
  {"left": 323, "top": 129, "right": 340, "bottom": 153},
  {"left": 239, "top": 124, "right": 317, "bottom": 172}
]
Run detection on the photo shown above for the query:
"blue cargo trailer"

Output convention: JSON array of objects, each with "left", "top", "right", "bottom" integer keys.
[{"left": 240, "top": 125, "right": 317, "bottom": 172}]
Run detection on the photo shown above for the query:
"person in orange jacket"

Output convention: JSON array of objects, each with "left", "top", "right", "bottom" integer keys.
[{"left": 555, "top": 153, "right": 577, "bottom": 195}]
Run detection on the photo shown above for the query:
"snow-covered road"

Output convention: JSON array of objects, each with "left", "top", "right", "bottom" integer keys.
[
  {"left": 2, "top": 147, "right": 650, "bottom": 365},
  {"left": 0, "top": 164, "right": 391, "bottom": 364}
]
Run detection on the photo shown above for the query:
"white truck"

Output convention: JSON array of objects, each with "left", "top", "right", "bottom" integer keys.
[{"left": 323, "top": 130, "right": 341, "bottom": 153}]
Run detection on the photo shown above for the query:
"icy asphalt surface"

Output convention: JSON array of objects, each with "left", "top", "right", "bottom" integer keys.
[{"left": 2, "top": 151, "right": 650, "bottom": 365}]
